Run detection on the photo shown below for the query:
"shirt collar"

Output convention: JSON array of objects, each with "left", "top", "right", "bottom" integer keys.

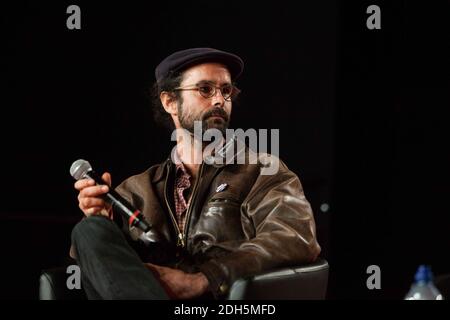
[{"left": 173, "top": 147, "right": 191, "bottom": 178}]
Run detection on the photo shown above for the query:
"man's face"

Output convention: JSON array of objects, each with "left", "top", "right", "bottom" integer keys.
[{"left": 176, "top": 63, "right": 233, "bottom": 136}]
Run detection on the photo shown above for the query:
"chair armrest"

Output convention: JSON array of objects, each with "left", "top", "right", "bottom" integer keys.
[
  {"left": 39, "top": 267, "right": 86, "bottom": 300},
  {"left": 227, "top": 258, "right": 329, "bottom": 300}
]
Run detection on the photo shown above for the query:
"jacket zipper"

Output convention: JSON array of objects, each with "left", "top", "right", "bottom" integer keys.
[
  {"left": 164, "top": 164, "right": 184, "bottom": 247},
  {"left": 182, "top": 162, "right": 205, "bottom": 248},
  {"left": 164, "top": 161, "right": 205, "bottom": 248}
]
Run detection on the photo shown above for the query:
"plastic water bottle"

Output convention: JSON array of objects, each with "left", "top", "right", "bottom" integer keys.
[{"left": 404, "top": 265, "right": 444, "bottom": 300}]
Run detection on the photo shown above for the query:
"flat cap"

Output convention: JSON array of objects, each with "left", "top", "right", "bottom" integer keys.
[{"left": 155, "top": 48, "right": 244, "bottom": 84}]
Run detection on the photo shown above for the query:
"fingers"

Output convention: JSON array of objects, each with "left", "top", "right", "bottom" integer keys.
[
  {"left": 84, "top": 207, "right": 106, "bottom": 215},
  {"left": 102, "top": 172, "right": 112, "bottom": 187},
  {"left": 74, "top": 172, "right": 112, "bottom": 217},
  {"left": 74, "top": 171, "right": 111, "bottom": 190},
  {"left": 144, "top": 263, "right": 166, "bottom": 275},
  {"left": 144, "top": 263, "right": 162, "bottom": 279},
  {"left": 74, "top": 178, "right": 95, "bottom": 191},
  {"left": 79, "top": 185, "right": 109, "bottom": 198},
  {"left": 79, "top": 197, "right": 106, "bottom": 209},
  {"left": 144, "top": 263, "right": 159, "bottom": 271},
  {"left": 78, "top": 195, "right": 107, "bottom": 214}
]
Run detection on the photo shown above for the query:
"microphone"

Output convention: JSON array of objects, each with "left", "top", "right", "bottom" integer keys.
[{"left": 70, "top": 159, "right": 152, "bottom": 233}]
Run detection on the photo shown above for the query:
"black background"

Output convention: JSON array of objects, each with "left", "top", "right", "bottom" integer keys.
[{"left": 1, "top": 1, "right": 449, "bottom": 299}]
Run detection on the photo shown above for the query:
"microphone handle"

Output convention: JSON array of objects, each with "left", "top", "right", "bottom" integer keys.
[{"left": 84, "top": 170, "right": 151, "bottom": 232}]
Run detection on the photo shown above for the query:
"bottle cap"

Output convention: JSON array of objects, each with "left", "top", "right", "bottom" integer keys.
[{"left": 414, "top": 265, "right": 433, "bottom": 283}]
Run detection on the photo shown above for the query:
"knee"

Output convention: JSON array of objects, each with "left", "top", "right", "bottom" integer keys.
[{"left": 71, "top": 215, "right": 117, "bottom": 247}]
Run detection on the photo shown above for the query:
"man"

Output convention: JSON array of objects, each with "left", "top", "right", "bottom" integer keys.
[{"left": 71, "top": 48, "right": 321, "bottom": 300}]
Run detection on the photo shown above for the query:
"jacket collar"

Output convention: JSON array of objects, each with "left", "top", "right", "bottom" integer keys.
[{"left": 151, "top": 158, "right": 171, "bottom": 184}]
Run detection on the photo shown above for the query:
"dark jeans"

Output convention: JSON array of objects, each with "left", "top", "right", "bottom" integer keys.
[{"left": 71, "top": 215, "right": 169, "bottom": 300}]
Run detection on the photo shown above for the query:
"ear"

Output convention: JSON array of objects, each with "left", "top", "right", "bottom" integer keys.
[{"left": 160, "top": 91, "right": 178, "bottom": 116}]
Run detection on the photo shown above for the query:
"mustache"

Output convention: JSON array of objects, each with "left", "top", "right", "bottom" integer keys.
[{"left": 202, "top": 108, "right": 229, "bottom": 122}]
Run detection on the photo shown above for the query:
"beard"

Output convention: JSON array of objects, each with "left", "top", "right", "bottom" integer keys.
[{"left": 178, "top": 103, "right": 230, "bottom": 137}]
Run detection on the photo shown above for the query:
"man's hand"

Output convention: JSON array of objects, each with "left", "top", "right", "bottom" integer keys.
[
  {"left": 74, "top": 172, "right": 112, "bottom": 217},
  {"left": 145, "top": 263, "right": 209, "bottom": 299}
]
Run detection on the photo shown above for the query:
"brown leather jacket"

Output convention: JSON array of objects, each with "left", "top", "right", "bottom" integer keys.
[{"left": 114, "top": 150, "right": 321, "bottom": 298}]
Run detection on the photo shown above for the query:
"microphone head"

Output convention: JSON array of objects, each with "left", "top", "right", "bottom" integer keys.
[{"left": 70, "top": 159, "right": 92, "bottom": 180}]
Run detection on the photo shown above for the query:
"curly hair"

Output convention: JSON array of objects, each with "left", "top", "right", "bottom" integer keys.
[{"left": 150, "top": 71, "right": 184, "bottom": 130}]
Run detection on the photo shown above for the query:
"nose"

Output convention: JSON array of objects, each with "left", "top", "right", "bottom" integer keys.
[{"left": 211, "top": 88, "right": 226, "bottom": 107}]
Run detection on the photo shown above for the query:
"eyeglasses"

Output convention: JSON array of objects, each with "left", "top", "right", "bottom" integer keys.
[{"left": 174, "top": 82, "right": 240, "bottom": 101}]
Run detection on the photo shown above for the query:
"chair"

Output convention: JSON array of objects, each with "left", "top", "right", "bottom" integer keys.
[
  {"left": 39, "top": 258, "right": 329, "bottom": 300},
  {"left": 228, "top": 258, "right": 329, "bottom": 299}
]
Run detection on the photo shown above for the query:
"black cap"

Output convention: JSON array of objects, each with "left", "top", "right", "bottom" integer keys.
[{"left": 155, "top": 48, "right": 244, "bottom": 84}]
